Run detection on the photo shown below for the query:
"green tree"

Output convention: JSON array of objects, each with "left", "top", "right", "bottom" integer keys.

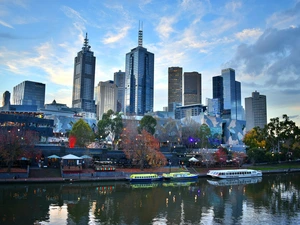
[
  {"left": 97, "top": 110, "right": 123, "bottom": 149},
  {"left": 197, "top": 124, "right": 211, "bottom": 148},
  {"left": 69, "top": 119, "right": 94, "bottom": 147},
  {"left": 138, "top": 115, "right": 157, "bottom": 135},
  {"left": 243, "top": 127, "right": 266, "bottom": 149},
  {"left": 181, "top": 117, "right": 200, "bottom": 148},
  {"left": 0, "top": 127, "right": 39, "bottom": 172}
]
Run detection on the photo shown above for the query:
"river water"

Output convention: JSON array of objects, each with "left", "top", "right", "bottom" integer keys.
[{"left": 0, "top": 173, "right": 300, "bottom": 225}]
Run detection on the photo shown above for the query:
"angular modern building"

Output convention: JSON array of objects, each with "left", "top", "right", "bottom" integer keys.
[
  {"left": 245, "top": 91, "right": 267, "bottom": 131},
  {"left": 114, "top": 70, "right": 125, "bottom": 113},
  {"left": 72, "top": 33, "right": 96, "bottom": 113},
  {"left": 13, "top": 80, "right": 45, "bottom": 109},
  {"left": 220, "top": 68, "right": 243, "bottom": 120},
  {"left": 183, "top": 72, "right": 202, "bottom": 106},
  {"left": 168, "top": 67, "right": 182, "bottom": 112},
  {"left": 124, "top": 26, "right": 154, "bottom": 116},
  {"left": 95, "top": 80, "right": 117, "bottom": 120}
]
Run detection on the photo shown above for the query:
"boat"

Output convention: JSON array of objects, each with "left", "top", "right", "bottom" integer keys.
[
  {"left": 128, "top": 173, "right": 163, "bottom": 182},
  {"left": 162, "top": 172, "right": 199, "bottom": 181},
  {"left": 207, "top": 177, "right": 263, "bottom": 186},
  {"left": 207, "top": 169, "right": 262, "bottom": 179}
]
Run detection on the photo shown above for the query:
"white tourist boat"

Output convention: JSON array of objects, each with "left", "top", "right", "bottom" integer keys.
[{"left": 207, "top": 169, "right": 262, "bottom": 179}]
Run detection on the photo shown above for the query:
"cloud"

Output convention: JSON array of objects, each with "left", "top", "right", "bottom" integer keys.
[
  {"left": 102, "top": 26, "right": 131, "bottom": 44},
  {"left": 235, "top": 28, "right": 263, "bottom": 42},
  {"left": 61, "top": 6, "right": 87, "bottom": 24},
  {"left": 266, "top": 2, "right": 300, "bottom": 29},
  {"left": 156, "top": 16, "right": 177, "bottom": 39},
  {"left": 227, "top": 26, "right": 300, "bottom": 91},
  {"left": 0, "top": 19, "right": 13, "bottom": 28},
  {"left": 225, "top": 1, "right": 242, "bottom": 12}
]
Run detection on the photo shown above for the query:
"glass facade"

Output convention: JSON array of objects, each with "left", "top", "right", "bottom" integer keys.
[
  {"left": 114, "top": 70, "right": 125, "bottom": 113},
  {"left": 13, "top": 81, "right": 45, "bottom": 109},
  {"left": 183, "top": 72, "right": 202, "bottom": 106},
  {"left": 125, "top": 46, "right": 154, "bottom": 116},
  {"left": 72, "top": 34, "right": 96, "bottom": 113}
]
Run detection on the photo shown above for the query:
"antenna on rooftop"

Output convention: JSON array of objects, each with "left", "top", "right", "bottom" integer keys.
[{"left": 138, "top": 21, "right": 143, "bottom": 47}]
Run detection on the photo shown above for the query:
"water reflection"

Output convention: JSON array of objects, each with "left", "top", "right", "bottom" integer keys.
[{"left": 0, "top": 174, "right": 299, "bottom": 224}]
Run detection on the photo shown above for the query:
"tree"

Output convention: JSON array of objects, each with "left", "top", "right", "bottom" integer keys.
[
  {"left": 214, "top": 147, "right": 228, "bottom": 167},
  {"left": 97, "top": 110, "right": 123, "bottom": 149},
  {"left": 181, "top": 118, "right": 200, "bottom": 149},
  {"left": 197, "top": 124, "right": 211, "bottom": 148},
  {"left": 0, "top": 127, "right": 39, "bottom": 172},
  {"left": 243, "top": 127, "right": 266, "bottom": 149},
  {"left": 69, "top": 119, "right": 94, "bottom": 147},
  {"left": 138, "top": 115, "right": 157, "bottom": 135},
  {"left": 121, "top": 125, "right": 167, "bottom": 170}
]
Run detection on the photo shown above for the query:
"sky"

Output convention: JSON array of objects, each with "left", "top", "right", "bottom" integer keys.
[{"left": 0, "top": 0, "right": 300, "bottom": 126}]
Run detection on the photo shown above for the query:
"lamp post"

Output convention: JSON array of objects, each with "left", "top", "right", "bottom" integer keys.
[{"left": 169, "top": 161, "right": 172, "bottom": 173}]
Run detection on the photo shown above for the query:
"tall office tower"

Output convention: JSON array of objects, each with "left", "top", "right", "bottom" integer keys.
[
  {"left": 72, "top": 33, "right": 96, "bottom": 113},
  {"left": 124, "top": 25, "right": 154, "bottom": 116},
  {"left": 13, "top": 81, "right": 45, "bottom": 109},
  {"left": 183, "top": 72, "right": 202, "bottom": 106},
  {"left": 221, "top": 68, "right": 243, "bottom": 120},
  {"left": 168, "top": 67, "right": 182, "bottom": 112},
  {"left": 95, "top": 80, "right": 118, "bottom": 120},
  {"left": 2, "top": 91, "right": 10, "bottom": 107},
  {"left": 245, "top": 91, "right": 267, "bottom": 131},
  {"left": 212, "top": 76, "right": 224, "bottom": 115},
  {"left": 114, "top": 70, "right": 125, "bottom": 113}
]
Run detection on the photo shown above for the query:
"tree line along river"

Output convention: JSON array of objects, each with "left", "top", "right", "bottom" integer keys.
[{"left": 0, "top": 173, "right": 300, "bottom": 225}]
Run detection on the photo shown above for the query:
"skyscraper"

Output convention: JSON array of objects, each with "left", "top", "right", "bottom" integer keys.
[
  {"left": 13, "top": 80, "right": 45, "bottom": 109},
  {"left": 124, "top": 25, "right": 154, "bottom": 116},
  {"left": 183, "top": 72, "right": 202, "bottom": 106},
  {"left": 72, "top": 33, "right": 96, "bottom": 113},
  {"left": 212, "top": 75, "right": 224, "bottom": 116},
  {"left": 221, "top": 68, "right": 243, "bottom": 120},
  {"left": 168, "top": 67, "right": 182, "bottom": 112},
  {"left": 114, "top": 70, "right": 125, "bottom": 113},
  {"left": 245, "top": 91, "right": 267, "bottom": 131},
  {"left": 95, "top": 80, "right": 118, "bottom": 120}
]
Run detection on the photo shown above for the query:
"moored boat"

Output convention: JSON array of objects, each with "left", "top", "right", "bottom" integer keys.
[
  {"left": 128, "top": 173, "right": 163, "bottom": 182},
  {"left": 162, "top": 172, "right": 199, "bottom": 181},
  {"left": 207, "top": 169, "right": 262, "bottom": 179}
]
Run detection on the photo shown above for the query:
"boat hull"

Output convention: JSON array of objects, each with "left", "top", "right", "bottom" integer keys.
[
  {"left": 162, "top": 172, "right": 199, "bottom": 181},
  {"left": 207, "top": 169, "right": 262, "bottom": 179}
]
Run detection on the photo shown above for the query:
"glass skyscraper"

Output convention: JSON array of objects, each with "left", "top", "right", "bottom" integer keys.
[
  {"left": 72, "top": 33, "right": 96, "bottom": 113},
  {"left": 183, "top": 72, "right": 202, "bottom": 106},
  {"left": 114, "top": 70, "right": 125, "bottom": 113},
  {"left": 124, "top": 28, "right": 154, "bottom": 116},
  {"left": 13, "top": 80, "right": 45, "bottom": 109},
  {"left": 168, "top": 67, "right": 182, "bottom": 112}
]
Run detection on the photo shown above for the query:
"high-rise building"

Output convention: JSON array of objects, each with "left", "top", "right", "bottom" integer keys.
[
  {"left": 168, "top": 67, "right": 182, "bottom": 112},
  {"left": 114, "top": 70, "right": 125, "bottom": 113},
  {"left": 221, "top": 68, "right": 243, "bottom": 120},
  {"left": 124, "top": 25, "right": 154, "bottom": 116},
  {"left": 2, "top": 91, "right": 10, "bottom": 107},
  {"left": 245, "top": 91, "right": 267, "bottom": 131},
  {"left": 13, "top": 80, "right": 45, "bottom": 109},
  {"left": 72, "top": 33, "right": 96, "bottom": 113},
  {"left": 183, "top": 72, "right": 202, "bottom": 106},
  {"left": 95, "top": 80, "right": 117, "bottom": 120},
  {"left": 212, "top": 76, "right": 224, "bottom": 116}
]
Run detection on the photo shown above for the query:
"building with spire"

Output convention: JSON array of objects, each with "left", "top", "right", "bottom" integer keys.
[
  {"left": 124, "top": 23, "right": 154, "bottom": 115},
  {"left": 72, "top": 33, "right": 96, "bottom": 113}
]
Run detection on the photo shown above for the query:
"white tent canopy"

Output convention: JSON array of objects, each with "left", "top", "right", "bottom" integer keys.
[
  {"left": 47, "top": 155, "right": 60, "bottom": 159},
  {"left": 189, "top": 157, "right": 199, "bottom": 162},
  {"left": 61, "top": 154, "right": 82, "bottom": 160}
]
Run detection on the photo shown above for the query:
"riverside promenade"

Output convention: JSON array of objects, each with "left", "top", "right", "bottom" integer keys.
[{"left": 1, "top": 166, "right": 300, "bottom": 184}]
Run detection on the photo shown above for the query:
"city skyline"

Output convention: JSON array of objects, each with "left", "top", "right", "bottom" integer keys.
[{"left": 0, "top": 0, "right": 299, "bottom": 125}]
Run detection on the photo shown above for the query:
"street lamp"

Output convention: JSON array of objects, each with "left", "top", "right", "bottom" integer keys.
[{"left": 169, "top": 160, "right": 172, "bottom": 173}]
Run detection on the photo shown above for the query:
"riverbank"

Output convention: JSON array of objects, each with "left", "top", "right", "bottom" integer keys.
[{"left": 1, "top": 166, "right": 300, "bottom": 184}]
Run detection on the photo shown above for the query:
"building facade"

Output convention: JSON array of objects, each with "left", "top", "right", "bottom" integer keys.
[
  {"left": 124, "top": 27, "right": 154, "bottom": 116},
  {"left": 95, "top": 80, "right": 118, "bottom": 120},
  {"left": 72, "top": 33, "right": 96, "bottom": 113},
  {"left": 183, "top": 72, "right": 202, "bottom": 106},
  {"left": 221, "top": 68, "right": 243, "bottom": 120},
  {"left": 245, "top": 91, "right": 267, "bottom": 131},
  {"left": 168, "top": 67, "right": 182, "bottom": 112},
  {"left": 13, "top": 80, "right": 45, "bottom": 109},
  {"left": 114, "top": 70, "right": 125, "bottom": 113}
]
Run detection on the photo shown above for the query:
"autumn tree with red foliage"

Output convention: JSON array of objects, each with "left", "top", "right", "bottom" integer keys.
[
  {"left": 214, "top": 147, "right": 228, "bottom": 167},
  {"left": 0, "top": 127, "right": 39, "bottom": 172},
  {"left": 121, "top": 124, "right": 167, "bottom": 170}
]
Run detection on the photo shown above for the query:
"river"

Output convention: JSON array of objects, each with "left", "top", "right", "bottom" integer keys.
[{"left": 0, "top": 173, "right": 299, "bottom": 225}]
